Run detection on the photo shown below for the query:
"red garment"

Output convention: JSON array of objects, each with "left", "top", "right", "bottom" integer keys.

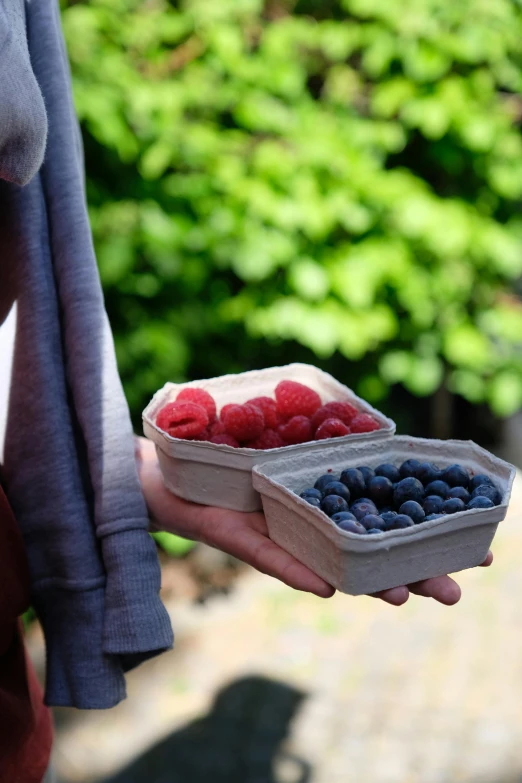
[{"left": 0, "top": 486, "right": 53, "bottom": 783}]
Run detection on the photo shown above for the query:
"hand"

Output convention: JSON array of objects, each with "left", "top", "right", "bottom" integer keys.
[{"left": 135, "top": 437, "right": 493, "bottom": 605}]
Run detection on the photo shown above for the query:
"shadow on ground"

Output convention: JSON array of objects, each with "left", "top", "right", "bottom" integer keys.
[{"left": 99, "top": 675, "right": 311, "bottom": 783}]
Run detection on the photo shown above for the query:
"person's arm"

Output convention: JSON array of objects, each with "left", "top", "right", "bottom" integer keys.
[{"left": 135, "top": 436, "right": 492, "bottom": 605}]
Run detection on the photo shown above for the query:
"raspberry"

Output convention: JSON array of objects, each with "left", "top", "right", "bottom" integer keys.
[
  {"left": 176, "top": 387, "right": 217, "bottom": 423},
  {"left": 222, "top": 403, "right": 264, "bottom": 442},
  {"left": 278, "top": 415, "right": 313, "bottom": 445},
  {"left": 315, "top": 418, "right": 351, "bottom": 440},
  {"left": 350, "top": 413, "right": 380, "bottom": 434},
  {"left": 156, "top": 401, "right": 209, "bottom": 439},
  {"left": 209, "top": 420, "right": 225, "bottom": 437},
  {"left": 245, "top": 429, "right": 285, "bottom": 450},
  {"left": 219, "top": 404, "right": 236, "bottom": 421},
  {"left": 192, "top": 427, "right": 211, "bottom": 441},
  {"left": 246, "top": 396, "right": 278, "bottom": 429},
  {"left": 311, "top": 401, "right": 359, "bottom": 431},
  {"left": 275, "top": 380, "right": 322, "bottom": 418},
  {"left": 209, "top": 434, "right": 240, "bottom": 447}
]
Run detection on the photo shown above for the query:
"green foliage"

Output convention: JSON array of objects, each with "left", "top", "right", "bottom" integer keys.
[{"left": 62, "top": 0, "right": 522, "bottom": 418}]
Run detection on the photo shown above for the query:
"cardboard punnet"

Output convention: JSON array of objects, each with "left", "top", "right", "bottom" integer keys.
[
  {"left": 143, "top": 363, "right": 395, "bottom": 511},
  {"left": 252, "top": 436, "right": 515, "bottom": 595}
]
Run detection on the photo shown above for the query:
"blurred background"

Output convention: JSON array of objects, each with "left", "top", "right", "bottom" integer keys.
[{"left": 34, "top": 0, "right": 522, "bottom": 780}]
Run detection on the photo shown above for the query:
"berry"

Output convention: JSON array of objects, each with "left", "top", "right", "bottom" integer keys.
[
  {"left": 303, "top": 496, "right": 322, "bottom": 508},
  {"left": 423, "top": 495, "right": 444, "bottom": 515},
  {"left": 336, "top": 519, "right": 366, "bottom": 534},
  {"left": 391, "top": 514, "right": 415, "bottom": 529},
  {"left": 424, "top": 480, "right": 450, "bottom": 499},
  {"left": 156, "top": 401, "right": 209, "bottom": 439},
  {"left": 300, "top": 488, "right": 323, "bottom": 501},
  {"left": 246, "top": 397, "right": 278, "bottom": 429},
  {"left": 176, "top": 387, "right": 217, "bottom": 423},
  {"left": 350, "top": 414, "right": 380, "bottom": 433},
  {"left": 375, "top": 463, "right": 401, "bottom": 483},
  {"left": 340, "top": 468, "right": 366, "bottom": 500},
  {"left": 314, "top": 473, "right": 339, "bottom": 492},
  {"left": 442, "top": 464, "right": 470, "bottom": 489},
  {"left": 417, "top": 463, "right": 443, "bottom": 486},
  {"left": 399, "top": 501, "right": 425, "bottom": 525},
  {"left": 426, "top": 513, "right": 444, "bottom": 521},
  {"left": 357, "top": 466, "right": 376, "bottom": 487},
  {"left": 311, "top": 401, "right": 359, "bottom": 431},
  {"left": 468, "top": 496, "right": 495, "bottom": 510},
  {"left": 323, "top": 481, "right": 351, "bottom": 504},
  {"left": 315, "top": 418, "right": 351, "bottom": 440},
  {"left": 351, "top": 500, "right": 378, "bottom": 521},
  {"left": 222, "top": 403, "right": 264, "bottom": 442},
  {"left": 447, "top": 486, "right": 470, "bottom": 504},
  {"left": 360, "top": 514, "right": 387, "bottom": 531},
  {"left": 209, "top": 434, "right": 240, "bottom": 447},
  {"left": 366, "top": 528, "right": 384, "bottom": 535},
  {"left": 399, "top": 459, "right": 422, "bottom": 479},
  {"left": 192, "top": 427, "right": 211, "bottom": 441},
  {"left": 469, "top": 474, "right": 495, "bottom": 492},
  {"left": 471, "top": 484, "right": 501, "bottom": 506},
  {"left": 209, "top": 420, "right": 225, "bottom": 437},
  {"left": 393, "top": 477, "right": 424, "bottom": 508},
  {"left": 381, "top": 511, "right": 398, "bottom": 526},
  {"left": 278, "top": 415, "right": 313, "bottom": 445},
  {"left": 321, "top": 495, "right": 349, "bottom": 516},
  {"left": 245, "top": 429, "right": 285, "bottom": 450},
  {"left": 331, "top": 511, "right": 357, "bottom": 524},
  {"left": 442, "top": 498, "right": 466, "bottom": 515},
  {"left": 275, "top": 380, "right": 322, "bottom": 419},
  {"left": 367, "top": 476, "right": 394, "bottom": 507},
  {"left": 220, "top": 404, "right": 236, "bottom": 420}
]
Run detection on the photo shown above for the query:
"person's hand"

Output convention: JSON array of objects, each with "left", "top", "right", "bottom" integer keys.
[{"left": 135, "top": 437, "right": 493, "bottom": 605}]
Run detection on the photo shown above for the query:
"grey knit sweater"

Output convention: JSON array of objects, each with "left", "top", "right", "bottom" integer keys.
[{"left": 0, "top": 0, "right": 173, "bottom": 708}]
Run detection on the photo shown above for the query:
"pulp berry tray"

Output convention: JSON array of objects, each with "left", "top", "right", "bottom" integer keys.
[
  {"left": 252, "top": 436, "right": 515, "bottom": 595},
  {"left": 142, "top": 363, "right": 395, "bottom": 512}
]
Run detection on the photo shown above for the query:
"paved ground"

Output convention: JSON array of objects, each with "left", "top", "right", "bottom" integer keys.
[{"left": 31, "top": 470, "right": 522, "bottom": 783}]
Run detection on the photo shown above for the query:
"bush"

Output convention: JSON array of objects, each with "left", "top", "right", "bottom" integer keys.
[{"left": 62, "top": 0, "right": 522, "bottom": 422}]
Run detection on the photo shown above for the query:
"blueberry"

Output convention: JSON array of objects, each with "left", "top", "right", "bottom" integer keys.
[
  {"left": 442, "top": 464, "right": 470, "bottom": 489},
  {"left": 417, "top": 462, "right": 443, "bottom": 486},
  {"left": 351, "top": 500, "right": 378, "bottom": 521},
  {"left": 375, "top": 463, "right": 401, "bottom": 483},
  {"left": 469, "top": 474, "right": 495, "bottom": 492},
  {"left": 442, "top": 498, "right": 466, "bottom": 515},
  {"left": 379, "top": 506, "right": 393, "bottom": 514},
  {"left": 447, "top": 486, "right": 470, "bottom": 504},
  {"left": 337, "top": 519, "right": 366, "bottom": 534},
  {"left": 468, "top": 496, "right": 495, "bottom": 510},
  {"left": 367, "top": 476, "right": 394, "bottom": 507},
  {"left": 399, "top": 458, "right": 422, "bottom": 479},
  {"left": 390, "top": 514, "right": 415, "bottom": 529},
  {"left": 393, "top": 477, "right": 424, "bottom": 508},
  {"left": 299, "top": 488, "right": 323, "bottom": 501},
  {"left": 424, "top": 480, "right": 450, "bottom": 499},
  {"left": 471, "top": 484, "right": 501, "bottom": 506},
  {"left": 323, "top": 481, "right": 351, "bottom": 504},
  {"left": 366, "top": 528, "right": 383, "bottom": 535},
  {"left": 302, "top": 496, "right": 321, "bottom": 508},
  {"left": 423, "top": 495, "right": 444, "bottom": 515},
  {"left": 314, "top": 473, "right": 340, "bottom": 492},
  {"left": 356, "top": 466, "right": 376, "bottom": 487},
  {"left": 320, "top": 495, "right": 349, "bottom": 516},
  {"left": 399, "top": 500, "right": 425, "bottom": 525},
  {"left": 381, "top": 510, "right": 398, "bottom": 526},
  {"left": 426, "top": 513, "right": 444, "bottom": 521},
  {"left": 360, "top": 514, "right": 387, "bottom": 531},
  {"left": 331, "top": 511, "right": 357, "bottom": 525},
  {"left": 340, "top": 468, "right": 366, "bottom": 499}
]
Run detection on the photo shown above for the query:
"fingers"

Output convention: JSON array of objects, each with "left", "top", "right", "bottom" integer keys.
[
  {"left": 408, "top": 574, "right": 461, "bottom": 605},
  {"left": 371, "top": 585, "right": 409, "bottom": 606},
  {"left": 480, "top": 550, "right": 493, "bottom": 567}
]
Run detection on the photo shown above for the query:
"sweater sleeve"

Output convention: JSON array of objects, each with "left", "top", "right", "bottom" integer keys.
[{"left": 0, "top": 0, "right": 47, "bottom": 185}]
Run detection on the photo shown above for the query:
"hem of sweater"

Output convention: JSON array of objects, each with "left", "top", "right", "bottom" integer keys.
[
  {"left": 33, "top": 585, "right": 126, "bottom": 709},
  {"left": 100, "top": 526, "right": 173, "bottom": 666}
]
